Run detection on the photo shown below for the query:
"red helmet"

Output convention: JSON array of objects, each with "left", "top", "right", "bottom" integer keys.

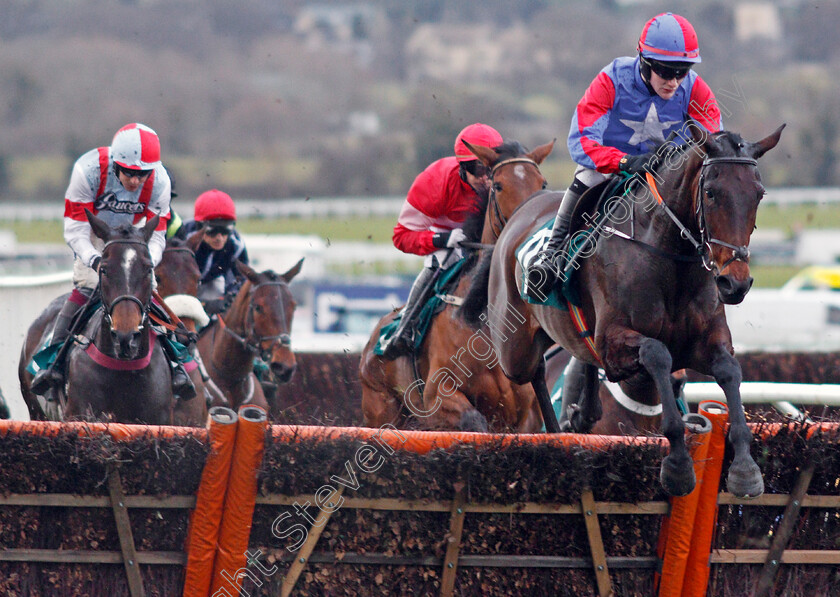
[
  {"left": 454, "top": 123, "right": 503, "bottom": 163},
  {"left": 111, "top": 123, "right": 162, "bottom": 170},
  {"left": 194, "top": 189, "right": 236, "bottom": 223}
]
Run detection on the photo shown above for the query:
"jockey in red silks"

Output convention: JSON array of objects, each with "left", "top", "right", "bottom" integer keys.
[
  {"left": 525, "top": 12, "right": 722, "bottom": 299},
  {"left": 379, "top": 122, "right": 503, "bottom": 359},
  {"left": 31, "top": 123, "right": 194, "bottom": 400}
]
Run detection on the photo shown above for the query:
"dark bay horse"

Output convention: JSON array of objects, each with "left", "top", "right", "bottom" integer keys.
[
  {"left": 154, "top": 233, "right": 211, "bottom": 426},
  {"left": 463, "top": 125, "right": 784, "bottom": 497},
  {"left": 196, "top": 259, "right": 302, "bottom": 413},
  {"left": 360, "top": 140, "right": 554, "bottom": 432},
  {"left": 19, "top": 211, "right": 174, "bottom": 424}
]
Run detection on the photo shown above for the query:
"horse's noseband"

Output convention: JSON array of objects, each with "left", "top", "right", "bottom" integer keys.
[
  {"left": 100, "top": 238, "right": 153, "bottom": 327},
  {"left": 222, "top": 280, "right": 293, "bottom": 361},
  {"left": 695, "top": 156, "right": 757, "bottom": 274}
]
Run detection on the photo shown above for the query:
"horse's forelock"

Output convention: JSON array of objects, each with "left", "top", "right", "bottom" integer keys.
[{"left": 493, "top": 141, "right": 527, "bottom": 163}]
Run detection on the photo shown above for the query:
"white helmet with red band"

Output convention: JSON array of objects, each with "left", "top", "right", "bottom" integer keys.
[
  {"left": 111, "top": 123, "right": 162, "bottom": 170},
  {"left": 454, "top": 123, "right": 503, "bottom": 163}
]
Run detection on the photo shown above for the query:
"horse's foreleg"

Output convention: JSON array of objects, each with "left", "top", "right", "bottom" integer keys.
[
  {"left": 637, "top": 337, "right": 695, "bottom": 497},
  {"left": 532, "top": 358, "right": 561, "bottom": 433},
  {"left": 710, "top": 346, "right": 763, "bottom": 498},
  {"left": 558, "top": 359, "right": 602, "bottom": 432}
]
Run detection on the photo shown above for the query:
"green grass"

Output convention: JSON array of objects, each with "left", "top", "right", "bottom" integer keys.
[{"left": 2, "top": 203, "right": 837, "bottom": 289}]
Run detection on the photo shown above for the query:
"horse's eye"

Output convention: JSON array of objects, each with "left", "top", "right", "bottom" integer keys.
[
  {"left": 493, "top": 182, "right": 502, "bottom": 192},
  {"left": 254, "top": 305, "right": 263, "bottom": 314},
  {"left": 541, "top": 181, "right": 548, "bottom": 190},
  {"left": 705, "top": 189, "right": 715, "bottom": 201}
]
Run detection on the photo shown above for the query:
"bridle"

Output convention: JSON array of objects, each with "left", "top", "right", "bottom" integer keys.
[
  {"left": 486, "top": 157, "right": 541, "bottom": 240},
  {"left": 649, "top": 154, "right": 757, "bottom": 274},
  {"left": 220, "top": 280, "right": 293, "bottom": 362},
  {"left": 694, "top": 156, "right": 757, "bottom": 273},
  {"left": 99, "top": 239, "right": 153, "bottom": 328}
]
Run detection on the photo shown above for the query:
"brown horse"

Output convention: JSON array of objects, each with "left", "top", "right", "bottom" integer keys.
[
  {"left": 463, "top": 125, "right": 784, "bottom": 497},
  {"left": 20, "top": 211, "right": 174, "bottom": 424},
  {"left": 196, "top": 259, "right": 302, "bottom": 413},
  {"left": 360, "top": 140, "right": 554, "bottom": 432},
  {"left": 154, "top": 233, "right": 211, "bottom": 426}
]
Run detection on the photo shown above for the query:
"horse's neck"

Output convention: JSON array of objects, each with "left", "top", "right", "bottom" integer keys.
[{"left": 633, "top": 162, "right": 700, "bottom": 247}]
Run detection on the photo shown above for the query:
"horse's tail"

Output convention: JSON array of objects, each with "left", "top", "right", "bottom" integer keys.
[{"left": 459, "top": 248, "right": 494, "bottom": 326}]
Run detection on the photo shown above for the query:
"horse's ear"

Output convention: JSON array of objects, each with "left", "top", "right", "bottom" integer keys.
[
  {"left": 235, "top": 260, "right": 260, "bottom": 284},
  {"left": 462, "top": 140, "right": 499, "bottom": 168},
  {"left": 142, "top": 214, "right": 160, "bottom": 242},
  {"left": 85, "top": 209, "right": 110, "bottom": 241},
  {"left": 281, "top": 258, "right": 304, "bottom": 283},
  {"left": 748, "top": 124, "right": 786, "bottom": 159},
  {"left": 527, "top": 140, "right": 555, "bottom": 165},
  {"left": 186, "top": 229, "right": 204, "bottom": 252}
]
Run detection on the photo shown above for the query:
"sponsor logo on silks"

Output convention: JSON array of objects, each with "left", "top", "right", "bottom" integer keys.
[{"left": 94, "top": 192, "right": 145, "bottom": 214}]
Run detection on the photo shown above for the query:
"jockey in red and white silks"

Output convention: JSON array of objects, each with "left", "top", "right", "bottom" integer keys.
[{"left": 64, "top": 123, "right": 171, "bottom": 289}]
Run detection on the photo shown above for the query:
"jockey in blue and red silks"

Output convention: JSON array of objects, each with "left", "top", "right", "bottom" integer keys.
[
  {"left": 526, "top": 12, "right": 723, "bottom": 299},
  {"left": 379, "top": 122, "right": 504, "bottom": 359}
]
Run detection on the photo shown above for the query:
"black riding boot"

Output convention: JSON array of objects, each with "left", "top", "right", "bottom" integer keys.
[
  {"left": 524, "top": 181, "right": 587, "bottom": 301},
  {"left": 381, "top": 267, "right": 436, "bottom": 360},
  {"left": 170, "top": 363, "right": 197, "bottom": 401},
  {"left": 30, "top": 296, "right": 85, "bottom": 395}
]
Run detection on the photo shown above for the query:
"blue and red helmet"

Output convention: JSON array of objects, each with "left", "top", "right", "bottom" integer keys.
[{"left": 637, "top": 13, "right": 701, "bottom": 64}]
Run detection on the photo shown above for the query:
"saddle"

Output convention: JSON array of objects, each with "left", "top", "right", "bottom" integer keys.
[{"left": 374, "top": 255, "right": 472, "bottom": 356}]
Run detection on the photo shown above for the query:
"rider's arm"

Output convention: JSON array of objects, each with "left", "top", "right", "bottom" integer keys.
[
  {"left": 568, "top": 70, "right": 626, "bottom": 174},
  {"left": 63, "top": 152, "right": 100, "bottom": 268},
  {"left": 687, "top": 75, "right": 722, "bottom": 133},
  {"left": 146, "top": 167, "right": 172, "bottom": 267},
  {"left": 392, "top": 165, "right": 447, "bottom": 256}
]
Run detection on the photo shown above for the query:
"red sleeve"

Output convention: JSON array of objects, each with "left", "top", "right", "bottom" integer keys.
[
  {"left": 393, "top": 222, "right": 436, "bottom": 256},
  {"left": 688, "top": 76, "right": 722, "bottom": 133},
  {"left": 574, "top": 72, "right": 625, "bottom": 173}
]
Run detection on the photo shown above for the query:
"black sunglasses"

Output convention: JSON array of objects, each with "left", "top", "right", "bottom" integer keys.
[
  {"left": 117, "top": 165, "right": 152, "bottom": 179},
  {"left": 205, "top": 226, "right": 232, "bottom": 238},
  {"left": 463, "top": 160, "right": 490, "bottom": 178},
  {"left": 644, "top": 58, "right": 691, "bottom": 81}
]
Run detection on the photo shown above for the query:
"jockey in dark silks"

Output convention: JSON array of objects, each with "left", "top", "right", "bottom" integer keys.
[
  {"left": 171, "top": 189, "right": 249, "bottom": 316},
  {"left": 525, "top": 12, "right": 722, "bottom": 300}
]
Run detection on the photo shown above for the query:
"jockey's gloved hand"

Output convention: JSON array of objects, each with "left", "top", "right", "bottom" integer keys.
[
  {"left": 90, "top": 255, "right": 101, "bottom": 272},
  {"left": 432, "top": 228, "right": 467, "bottom": 249},
  {"left": 618, "top": 152, "right": 658, "bottom": 176}
]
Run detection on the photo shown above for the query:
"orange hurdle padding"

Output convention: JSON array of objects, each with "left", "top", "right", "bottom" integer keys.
[
  {"left": 183, "top": 407, "right": 239, "bottom": 597},
  {"left": 269, "top": 424, "right": 670, "bottom": 454},
  {"left": 210, "top": 405, "right": 268, "bottom": 596},
  {"left": 657, "top": 413, "right": 713, "bottom": 597},
  {"left": 683, "top": 400, "right": 730, "bottom": 597},
  {"left": 0, "top": 419, "right": 208, "bottom": 441}
]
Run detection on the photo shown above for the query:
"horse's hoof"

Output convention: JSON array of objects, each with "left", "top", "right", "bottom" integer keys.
[
  {"left": 726, "top": 460, "right": 764, "bottom": 499},
  {"left": 660, "top": 455, "right": 696, "bottom": 497},
  {"left": 459, "top": 409, "right": 489, "bottom": 433}
]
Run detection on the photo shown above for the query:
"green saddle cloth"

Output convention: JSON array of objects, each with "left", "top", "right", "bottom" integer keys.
[{"left": 374, "top": 257, "right": 469, "bottom": 355}]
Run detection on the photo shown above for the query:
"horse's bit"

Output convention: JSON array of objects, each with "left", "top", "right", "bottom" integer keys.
[
  {"left": 651, "top": 155, "right": 757, "bottom": 274},
  {"left": 695, "top": 156, "right": 757, "bottom": 273},
  {"left": 221, "top": 280, "right": 292, "bottom": 362}
]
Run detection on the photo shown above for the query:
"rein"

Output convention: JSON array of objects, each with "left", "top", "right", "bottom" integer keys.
[
  {"left": 99, "top": 238, "right": 152, "bottom": 324},
  {"left": 643, "top": 154, "right": 757, "bottom": 273},
  {"left": 217, "top": 280, "right": 292, "bottom": 362}
]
